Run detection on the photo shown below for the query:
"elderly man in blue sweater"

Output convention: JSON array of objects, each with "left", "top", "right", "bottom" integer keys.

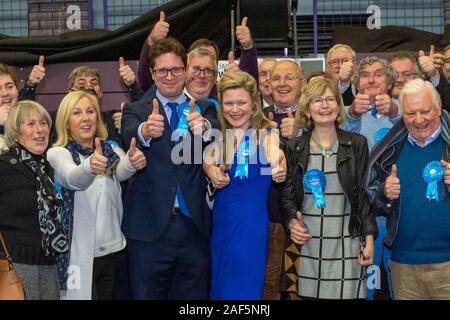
[{"left": 367, "top": 78, "right": 450, "bottom": 299}]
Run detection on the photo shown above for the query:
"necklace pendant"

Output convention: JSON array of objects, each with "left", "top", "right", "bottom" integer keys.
[{"left": 322, "top": 149, "right": 333, "bottom": 158}]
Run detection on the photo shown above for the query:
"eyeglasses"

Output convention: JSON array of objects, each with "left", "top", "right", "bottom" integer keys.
[
  {"left": 68, "top": 85, "right": 98, "bottom": 97},
  {"left": 397, "top": 71, "right": 418, "bottom": 80},
  {"left": 359, "top": 71, "right": 386, "bottom": 80},
  {"left": 328, "top": 58, "right": 353, "bottom": 68},
  {"left": 191, "top": 67, "right": 216, "bottom": 77},
  {"left": 271, "top": 74, "right": 301, "bottom": 83},
  {"left": 311, "top": 96, "right": 337, "bottom": 107},
  {"left": 152, "top": 67, "right": 185, "bottom": 78}
]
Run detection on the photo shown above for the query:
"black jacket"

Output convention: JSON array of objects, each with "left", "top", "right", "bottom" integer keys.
[
  {"left": 0, "top": 150, "right": 55, "bottom": 265},
  {"left": 280, "top": 127, "right": 378, "bottom": 239}
]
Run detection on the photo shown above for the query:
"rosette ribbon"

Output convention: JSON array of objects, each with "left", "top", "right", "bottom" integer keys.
[
  {"left": 235, "top": 136, "right": 256, "bottom": 179},
  {"left": 175, "top": 100, "right": 201, "bottom": 138},
  {"left": 374, "top": 127, "right": 390, "bottom": 144},
  {"left": 423, "top": 161, "right": 444, "bottom": 202},
  {"left": 303, "top": 169, "right": 327, "bottom": 208}
]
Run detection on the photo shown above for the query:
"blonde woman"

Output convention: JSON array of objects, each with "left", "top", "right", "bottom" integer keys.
[
  {"left": 204, "top": 71, "right": 286, "bottom": 299},
  {"left": 47, "top": 91, "right": 146, "bottom": 300},
  {"left": 280, "top": 78, "right": 377, "bottom": 299}
]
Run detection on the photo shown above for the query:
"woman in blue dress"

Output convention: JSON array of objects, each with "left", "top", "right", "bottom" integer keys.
[{"left": 203, "top": 71, "right": 287, "bottom": 299}]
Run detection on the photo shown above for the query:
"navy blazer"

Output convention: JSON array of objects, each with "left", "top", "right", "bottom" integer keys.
[{"left": 121, "top": 96, "right": 219, "bottom": 242}]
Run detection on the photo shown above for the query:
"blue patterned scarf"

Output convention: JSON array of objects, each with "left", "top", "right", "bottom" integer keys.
[{"left": 56, "top": 139, "right": 119, "bottom": 289}]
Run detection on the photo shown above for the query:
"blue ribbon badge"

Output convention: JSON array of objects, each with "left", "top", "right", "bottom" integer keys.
[
  {"left": 176, "top": 101, "right": 201, "bottom": 138},
  {"left": 423, "top": 161, "right": 444, "bottom": 202},
  {"left": 303, "top": 169, "right": 327, "bottom": 208},
  {"left": 235, "top": 136, "right": 257, "bottom": 179},
  {"left": 374, "top": 127, "right": 390, "bottom": 144}
]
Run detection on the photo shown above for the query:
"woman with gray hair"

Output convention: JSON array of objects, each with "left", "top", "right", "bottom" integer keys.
[{"left": 0, "top": 100, "right": 68, "bottom": 300}]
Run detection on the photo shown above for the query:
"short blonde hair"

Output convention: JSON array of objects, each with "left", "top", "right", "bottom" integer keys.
[
  {"left": 4, "top": 100, "right": 52, "bottom": 148},
  {"left": 53, "top": 91, "right": 108, "bottom": 147},
  {"left": 296, "top": 77, "right": 346, "bottom": 129}
]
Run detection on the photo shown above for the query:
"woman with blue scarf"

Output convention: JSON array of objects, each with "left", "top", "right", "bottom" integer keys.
[
  {"left": 47, "top": 91, "right": 146, "bottom": 300},
  {"left": 204, "top": 72, "right": 287, "bottom": 299},
  {"left": 280, "top": 78, "right": 377, "bottom": 299}
]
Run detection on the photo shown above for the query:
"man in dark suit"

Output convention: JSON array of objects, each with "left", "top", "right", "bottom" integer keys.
[{"left": 121, "top": 37, "right": 219, "bottom": 299}]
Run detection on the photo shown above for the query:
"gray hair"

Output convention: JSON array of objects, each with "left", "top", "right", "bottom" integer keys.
[
  {"left": 387, "top": 51, "right": 423, "bottom": 79},
  {"left": 326, "top": 44, "right": 356, "bottom": 62},
  {"left": 67, "top": 65, "right": 102, "bottom": 91},
  {"left": 187, "top": 47, "right": 218, "bottom": 71},
  {"left": 4, "top": 100, "right": 52, "bottom": 148},
  {"left": 399, "top": 78, "right": 442, "bottom": 111},
  {"left": 353, "top": 56, "right": 397, "bottom": 92}
]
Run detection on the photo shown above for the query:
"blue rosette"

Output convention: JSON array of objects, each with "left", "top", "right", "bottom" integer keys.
[
  {"left": 303, "top": 169, "right": 327, "bottom": 208},
  {"left": 423, "top": 161, "right": 444, "bottom": 202},
  {"left": 374, "top": 127, "right": 390, "bottom": 145},
  {"left": 235, "top": 136, "right": 257, "bottom": 179},
  {"left": 176, "top": 101, "right": 201, "bottom": 138}
]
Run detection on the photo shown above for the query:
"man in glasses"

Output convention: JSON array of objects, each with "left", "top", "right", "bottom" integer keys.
[
  {"left": 121, "top": 37, "right": 219, "bottom": 299},
  {"left": 388, "top": 52, "right": 421, "bottom": 102},
  {"left": 185, "top": 47, "right": 217, "bottom": 101},
  {"left": 326, "top": 44, "right": 357, "bottom": 106}
]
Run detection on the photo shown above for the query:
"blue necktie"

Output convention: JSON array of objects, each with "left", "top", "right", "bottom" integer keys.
[
  {"left": 167, "top": 102, "right": 179, "bottom": 132},
  {"left": 167, "top": 102, "right": 191, "bottom": 217}
]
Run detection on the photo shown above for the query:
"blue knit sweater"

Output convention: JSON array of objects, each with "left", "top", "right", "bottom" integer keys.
[{"left": 392, "top": 135, "right": 450, "bottom": 264}]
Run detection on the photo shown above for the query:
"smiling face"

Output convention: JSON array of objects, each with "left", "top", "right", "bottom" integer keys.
[
  {"left": 221, "top": 88, "right": 253, "bottom": 130},
  {"left": 402, "top": 89, "right": 441, "bottom": 146},
  {"left": 186, "top": 54, "right": 216, "bottom": 100},
  {"left": 68, "top": 96, "right": 98, "bottom": 148},
  {"left": 0, "top": 74, "right": 18, "bottom": 108},
  {"left": 305, "top": 88, "right": 339, "bottom": 127},
  {"left": 270, "top": 60, "right": 303, "bottom": 110},
  {"left": 358, "top": 62, "right": 389, "bottom": 96},
  {"left": 390, "top": 58, "right": 419, "bottom": 99},
  {"left": 152, "top": 52, "right": 187, "bottom": 100},
  {"left": 18, "top": 113, "right": 50, "bottom": 155}
]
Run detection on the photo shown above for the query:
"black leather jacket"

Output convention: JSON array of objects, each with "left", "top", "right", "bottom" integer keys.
[{"left": 280, "top": 127, "right": 378, "bottom": 239}]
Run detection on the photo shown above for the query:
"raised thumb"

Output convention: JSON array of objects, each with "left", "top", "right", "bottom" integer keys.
[
  {"left": 152, "top": 98, "right": 160, "bottom": 115},
  {"left": 440, "top": 159, "right": 450, "bottom": 168},
  {"left": 189, "top": 99, "right": 195, "bottom": 113},
  {"left": 159, "top": 11, "right": 165, "bottom": 22},
  {"left": 287, "top": 108, "right": 294, "bottom": 118},
  {"left": 268, "top": 112, "right": 274, "bottom": 121},
  {"left": 95, "top": 137, "right": 102, "bottom": 155},
  {"left": 129, "top": 137, "right": 137, "bottom": 157},
  {"left": 228, "top": 51, "right": 235, "bottom": 64},
  {"left": 419, "top": 50, "right": 425, "bottom": 57},
  {"left": 391, "top": 164, "right": 398, "bottom": 178},
  {"left": 39, "top": 55, "right": 45, "bottom": 67},
  {"left": 119, "top": 56, "right": 125, "bottom": 68}
]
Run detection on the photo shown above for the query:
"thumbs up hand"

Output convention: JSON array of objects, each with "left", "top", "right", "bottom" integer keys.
[
  {"left": 236, "top": 17, "right": 253, "bottom": 49},
  {"left": 289, "top": 211, "right": 312, "bottom": 245},
  {"left": 141, "top": 98, "right": 165, "bottom": 139},
  {"left": 147, "top": 11, "right": 169, "bottom": 46},
  {"left": 119, "top": 57, "right": 136, "bottom": 87},
  {"left": 128, "top": 137, "right": 147, "bottom": 171},
  {"left": 27, "top": 55, "right": 46, "bottom": 86},
  {"left": 440, "top": 160, "right": 450, "bottom": 185},
  {"left": 209, "top": 164, "right": 230, "bottom": 189},
  {"left": 270, "top": 150, "right": 287, "bottom": 183},
  {"left": 113, "top": 102, "right": 124, "bottom": 130},
  {"left": 186, "top": 99, "right": 206, "bottom": 135},
  {"left": 419, "top": 45, "right": 439, "bottom": 79},
  {"left": 267, "top": 112, "right": 278, "bottom": 129},
  {"left": 384, "top": 164, "right": 401, "bottom": 200},
  {"left": 338, "top": 60, "right": 355, "bottom": 83},
  {"left": 223, "top": 51, "right": 240, "bottom": 75},
  {"left": 280, "top": 108, "right": 300, "bottom": 139},
  {"left": 90, "top": 138, "right": 108, "bottom": 174}
]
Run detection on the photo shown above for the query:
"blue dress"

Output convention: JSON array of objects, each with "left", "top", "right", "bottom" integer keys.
[{"left": 210, "top": 143, "right": 272, "bottom": 300}]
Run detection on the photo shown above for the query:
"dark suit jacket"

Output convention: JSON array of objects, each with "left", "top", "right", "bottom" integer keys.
[{"left": 121, "top": 96, "right": 219, "bottom": 242}]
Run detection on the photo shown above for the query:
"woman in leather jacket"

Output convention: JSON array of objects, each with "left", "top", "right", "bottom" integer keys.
[{"left": 280, "top": 77, "right": 377, "bottom": 299}]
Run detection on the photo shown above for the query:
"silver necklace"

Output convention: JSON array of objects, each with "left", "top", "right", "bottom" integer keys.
[{"left": 311, "top": 134, "right": 337, "bottom": 158}]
